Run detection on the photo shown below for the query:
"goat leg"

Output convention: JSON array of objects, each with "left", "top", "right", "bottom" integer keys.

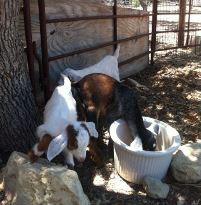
[
  {"left": 62, "top": 148, "right": 75, "bottom": 169},
  {"left": 88, "top": 138, "right": 104, "bottom": 167},
  {"left": 28, "top": 134, "right": 52, "bottom": 162}
]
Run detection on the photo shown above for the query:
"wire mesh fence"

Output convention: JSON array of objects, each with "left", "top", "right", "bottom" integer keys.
[
  {"left": 114, "top": 0, "right": 201, "bottom": 59},
  {"left": 154, "top": 0, "right": 201, "bottom": 59}
]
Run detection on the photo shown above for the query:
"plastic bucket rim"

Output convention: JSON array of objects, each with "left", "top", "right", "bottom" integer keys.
[{"left": 109, "top": 117, "right": 181, "bottom": 158}]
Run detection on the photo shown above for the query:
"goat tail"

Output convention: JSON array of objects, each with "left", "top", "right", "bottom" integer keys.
[
  {"left": 60, "top": 73, "right": 71, "bottom": 86},
  {"left": 113, "top": 44, "right": 120, "bottom": 59},
  {"left": 36, "top": 125, "right": 48, "bottom": 139}
]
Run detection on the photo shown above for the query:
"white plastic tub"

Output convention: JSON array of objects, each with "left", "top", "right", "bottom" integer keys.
[{"left": 109, "top": 117, "right": 181, "bottom": 184}]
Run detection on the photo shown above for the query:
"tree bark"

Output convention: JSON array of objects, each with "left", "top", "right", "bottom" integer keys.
[{"left": 0, "top": 0, "right": 38, "bottom": 162}]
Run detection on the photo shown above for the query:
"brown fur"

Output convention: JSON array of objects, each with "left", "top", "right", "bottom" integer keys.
[
  {"left": 73, "top": 73, "right": 156, "bottom": 152},
  {"left": 66, "top": 124, "right": 78, "bottom": 150},
  {"left": 28, "top": 134, "right": 52, "bottom": 162},
  {"left": 78, "top": 74, "right": 116, "bottom": 118},
  {"left": 71, "top": 75, "right": 117, "bottom": 166},
  {"left": 76, "top": 74, "right": 116, "bottom": 136},
  {"left": 37, "top": 134, "right": 52, "bottom": 152},
  {"left": 28, "top": 126, "right": 79, "bottom": 162},
  {"left": 28, "top": 150, "right": 39, "bottom": 163}
]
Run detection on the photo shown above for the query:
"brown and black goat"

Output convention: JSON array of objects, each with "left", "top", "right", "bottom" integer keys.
[{"left": 72, "top": 73, "right": 156, "bottom": 151}]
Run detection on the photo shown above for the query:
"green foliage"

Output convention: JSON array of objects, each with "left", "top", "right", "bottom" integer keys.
[{"left": 132, "top": 0, "right": 140, "bottom": 7}]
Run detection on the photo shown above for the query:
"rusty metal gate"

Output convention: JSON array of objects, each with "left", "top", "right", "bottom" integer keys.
[
  {"left": 23, "top": 0, "right": 153, "bottom": 101},
  {"left": 22, "top": 0, "right": 201, "bottom": 102}
]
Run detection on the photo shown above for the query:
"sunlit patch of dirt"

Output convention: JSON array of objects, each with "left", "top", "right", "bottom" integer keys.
[{"left": 131, "top": 51, "right": 201, "bottom": 144}]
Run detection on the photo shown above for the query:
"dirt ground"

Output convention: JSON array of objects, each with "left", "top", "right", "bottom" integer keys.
[
  {"left": 0, "top": 50, "right": 201, "bottom": 205},
  {"left": 75, "top": 50, "right": 201, "bottom": 205}
]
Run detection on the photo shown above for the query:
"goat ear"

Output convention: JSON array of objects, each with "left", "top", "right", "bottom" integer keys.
[
  {"left": 60, "top": 74, "right": 71, "bottom": 90},
  {"left": 47, "top": 133, "right": 67, "bottom": 161},
  {"left": 66, "top": 124, "right": 78, "bottom": 150},
  {"left": 83, "top": 122, "right": 98, "bottom": 139}
]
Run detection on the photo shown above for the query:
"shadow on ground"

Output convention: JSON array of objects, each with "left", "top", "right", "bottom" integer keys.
[{"left": 75, "top": 52, "right": 201, "bottom": 205}]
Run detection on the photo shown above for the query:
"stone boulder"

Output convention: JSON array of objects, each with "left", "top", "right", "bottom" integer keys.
[
  {"left": 2, "top": 151, "right": 90, "bottom": 205},
  {"left": 142, "top": 176, "right": 169, "bottom": 199},
  {"left": 171, "top": 141, "right": 201, "bottom": 183}
]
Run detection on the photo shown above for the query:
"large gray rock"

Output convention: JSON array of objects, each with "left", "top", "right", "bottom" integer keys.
[
  {"left": 143, "top": 176, "right": 169, "bottom": 199},
  {"left": 171, "top": 142, "right": 201, "bottom": 183},
  {"left": 2, "top": 151, "right": 90, "bottom": 205}
]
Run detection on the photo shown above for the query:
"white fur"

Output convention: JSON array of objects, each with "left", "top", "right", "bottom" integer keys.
[
  {"left": 32, "top": 75, "right": 77, "bottom": 163},
  {"left": 67, "top": 122, "right": 91, "bottom": 165},
  {"left": 47, "top": 121, "right": 98, "bottom": 167},
  {"left": 33, "top": 144, "right": 44, "bottom": 156},
  {"left": 62, "top": 45, "right": 120, "bottom": 82},
  {"left": 68, "top": 121, "right": 98, "bottom": 166},
  {"left": 32, "top": 75, "right": 99, "bottom": 167},
  {"left": 83, "top": 121, "right": 98, "bottom": 139},
  {"left": 36, "top": 75, "right": 77, "bottom": 139}
]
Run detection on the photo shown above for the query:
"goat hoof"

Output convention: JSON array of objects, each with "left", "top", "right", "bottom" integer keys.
[
  {"left": 0, "top": 190, "right": 5, "bottom": 201},
  {"left": 68, "top": 164, "right": 74, "bottom": 170},
  {"left": 27, "top": 150, "right": 38, "bottom": 163},
  {"left": 77, "top": 162, "right": 83, "bottom": 168},
  {"left": 64, "top": 162, "right": 74, "bottom": 170}
]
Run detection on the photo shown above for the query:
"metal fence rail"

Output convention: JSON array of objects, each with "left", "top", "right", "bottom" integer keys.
[
  {"left": 22, "top": 0, "right": 201, "bottom": 102},
  {"left": 37, "top": 0, "right": 152, "bottom": 101}
]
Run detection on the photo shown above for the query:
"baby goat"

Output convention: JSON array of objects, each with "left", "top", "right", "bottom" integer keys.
[
  {"left": 72, "top": 73, "right": 156, "bottom": 151},
  {"left": 29, "top": 75, "right": 98, "bottom": 167},
  {"left": 62, "top": 45, "right": 120, "bottom": 82},
  {"left": 30, "top": 121, "right": 98, "bottom": 168}
]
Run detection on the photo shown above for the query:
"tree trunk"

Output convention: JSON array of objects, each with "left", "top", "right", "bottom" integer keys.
[{"left": 0, "top": 0, "right": 38, "bottom": 162}]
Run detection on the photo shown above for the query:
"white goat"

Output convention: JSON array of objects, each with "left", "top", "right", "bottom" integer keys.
[
  {"left": 29, "top": 75, "right": 98, "bottom": 167},
  {"left": 37, "top": 75, "right": 77, "bottom": 139},
  {"left": 62, "top": 45, "right": 120, "bottom": 82}
]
